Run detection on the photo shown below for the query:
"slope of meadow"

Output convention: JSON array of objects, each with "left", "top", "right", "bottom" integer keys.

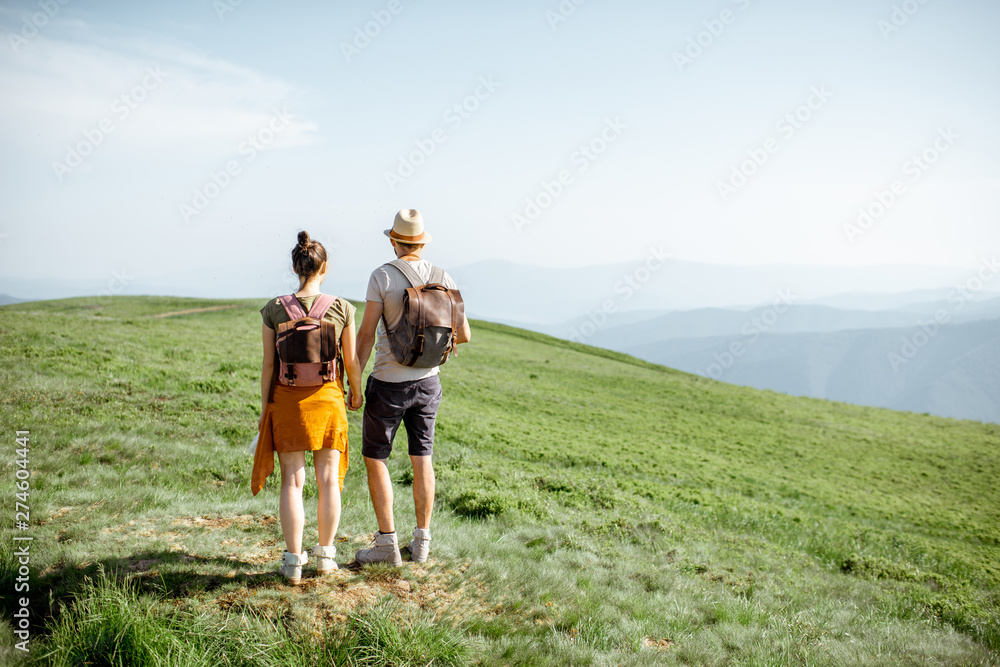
[{"left": 0, "top": 296, "right": 997, "bottom": 666}]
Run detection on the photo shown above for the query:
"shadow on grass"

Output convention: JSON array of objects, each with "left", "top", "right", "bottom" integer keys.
[
  {"left": 0, "top": 542, "right": 475, "bottom": 666},
  {"left": 0, "top": 542, "right": 285, "bottom": 636}
]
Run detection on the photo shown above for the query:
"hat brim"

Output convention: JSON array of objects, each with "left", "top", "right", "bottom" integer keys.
[{"left": 384, "top": 229, "right": 431, "bottom": 244}]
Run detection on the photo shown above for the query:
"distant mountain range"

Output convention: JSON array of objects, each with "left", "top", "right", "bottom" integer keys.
[
  {"left": 623, "top": 318, "right": 1000, "bottom": 424},
  {"left": 573, "top": 298, "right": 1000, "bottom": 351},
  {"left": 509, "top": 295, "right": 1000, "bottom": 424}
]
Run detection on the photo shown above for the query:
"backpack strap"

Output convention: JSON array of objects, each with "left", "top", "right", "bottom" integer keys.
[
  {"left": 308, "top": 294, "right": 338, "bottom": 383},
  {"left": 276, "top": 296, "right": 303, "bottom": 385},
  {"left": 448, "top": 289, "right": 460, "bottom": 356},
  {"left": 387, "top": 259, "right": 427, "bottom": 289},
  {"left": 277, "top": 295, "right": 308, "bottom": 320},
  {"left": 279, "top": 294, "right": 336, "bottom": 320},
  {"left": 307, "top": 294, "right": 337, "bottom": 319},
  {"left": 429, "top": 266, "right": 445, "bottom": 285}
]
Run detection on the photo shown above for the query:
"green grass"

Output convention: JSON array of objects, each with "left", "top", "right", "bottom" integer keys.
[
  {"left": 0, "top": 296, "right": 998, "bottom": 665},
  {"left": 34, "top": 567, "right": 470, "bottom": 667}
]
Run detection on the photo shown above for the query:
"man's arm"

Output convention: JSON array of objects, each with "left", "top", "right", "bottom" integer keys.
[{"left": 356, "top": 299, "right": 383, "bottom": 371}]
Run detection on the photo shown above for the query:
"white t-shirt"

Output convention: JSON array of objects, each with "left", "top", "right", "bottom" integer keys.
[{"left": 366, "top": 259, "right": 458, "bottom": 383}]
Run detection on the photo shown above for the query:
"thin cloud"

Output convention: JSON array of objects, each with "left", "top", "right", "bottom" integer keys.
[{"left": 0, "top": 20, "right": 321, "bottom": 161}]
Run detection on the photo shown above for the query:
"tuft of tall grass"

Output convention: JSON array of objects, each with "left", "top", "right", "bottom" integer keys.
[
  {"left": 36, "top": 572, "right": 213, "bottom": 667},
  {"left": 321, "top": 598, "right": 473, "bottom": 667},
  {"left": 33, "top": 571, "right": 473, "bottom": 667}
]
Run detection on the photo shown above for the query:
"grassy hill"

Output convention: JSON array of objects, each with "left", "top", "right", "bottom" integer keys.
[{"left": 0, "top": 296, "right": 997, "bottom": 665}]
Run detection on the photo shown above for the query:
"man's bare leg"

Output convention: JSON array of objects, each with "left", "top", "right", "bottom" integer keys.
[
  {"left": 410, "top": 455, "right": 435, "bottom": 530},
  {"left": 364, "top": 456, "right": 395, "bottom": 533}
]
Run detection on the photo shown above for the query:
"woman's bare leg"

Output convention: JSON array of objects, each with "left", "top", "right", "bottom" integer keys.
[
  {"left": 313, "top": 449, "right": 342, "bottom": 546},
  {"left": 278, "top": 451, "right": 307, "bottom": 554}
]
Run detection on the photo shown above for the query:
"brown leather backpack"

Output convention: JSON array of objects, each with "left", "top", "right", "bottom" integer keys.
[
  {"left": 381, "top": 260, "right": 465, "bottom": 368},
  {"left": 274, "top": 294, "right": 340, "bottom": 386}
]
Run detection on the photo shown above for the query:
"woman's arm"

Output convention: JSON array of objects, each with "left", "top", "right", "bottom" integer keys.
[
  {"left": 341, "top": 322, "right": 364, "bottom": 410},
  {"left": 260, "top": 324, "right": 276, "bottom": 421}
]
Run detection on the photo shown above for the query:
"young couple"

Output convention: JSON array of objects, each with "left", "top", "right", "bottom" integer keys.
[{"left": 251, "top": 209, "right": 471, "bottom": 584}]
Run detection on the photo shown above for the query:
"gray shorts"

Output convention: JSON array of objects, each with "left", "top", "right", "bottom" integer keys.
[{"left": 362, "top": 375, "right": 442, "bottom": 460}]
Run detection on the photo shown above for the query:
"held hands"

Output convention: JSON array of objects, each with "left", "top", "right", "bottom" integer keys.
[{"left": 348, "top": 388, "right": 364, "bottom": 411}]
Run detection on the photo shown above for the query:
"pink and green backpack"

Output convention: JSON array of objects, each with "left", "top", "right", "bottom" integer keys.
[{"left": 274, "top": 294, "right": 340, "bottom": 386}]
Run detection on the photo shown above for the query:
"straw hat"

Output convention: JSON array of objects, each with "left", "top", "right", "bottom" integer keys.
[{"left": 384, "top": 209, "right": 432, "bottom": 244}]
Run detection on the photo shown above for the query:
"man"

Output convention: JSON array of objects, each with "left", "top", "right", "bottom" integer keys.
[{"left": 352, "top": 209, "right": 471, "bottom": 565}]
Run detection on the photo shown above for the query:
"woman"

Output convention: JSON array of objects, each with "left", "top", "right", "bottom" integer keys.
[{"left": 252, "top": 231, "right": 363, "bottom": 584}]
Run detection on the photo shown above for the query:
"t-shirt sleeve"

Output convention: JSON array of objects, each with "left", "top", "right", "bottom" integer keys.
[
  {"left": 330, "top": 298, "right": 357, "bottom": 332},
  {"left": 344, "top": 301, "right": 357, "bottom": 330},
  {"left": 365, "top": 269, "right": 384, "bottom": 303},
  {"left": 260, "top": 299, "right": 277, "bottom": 330},
  {"left": 443, "top": 271, "right": 458, "bottom": 291}
]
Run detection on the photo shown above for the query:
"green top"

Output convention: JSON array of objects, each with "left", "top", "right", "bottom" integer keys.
[{"left": 259, "top": 294, "right": 357, "bottom": 344}]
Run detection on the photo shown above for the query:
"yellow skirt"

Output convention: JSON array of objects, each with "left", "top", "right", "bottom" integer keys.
[{"left": 251, "top": 382, "right": 349, "bottom": 496}]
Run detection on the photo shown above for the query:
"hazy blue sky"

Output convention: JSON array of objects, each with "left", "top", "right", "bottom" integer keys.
[{"left": 0, "top": 0, "right": 997, "bottom": 300}]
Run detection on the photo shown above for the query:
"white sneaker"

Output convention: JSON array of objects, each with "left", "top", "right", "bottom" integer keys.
[
  {"left": 408, "top": 527, "right": 431, "bottom": 563},
  {"left": 313, "top": 544, "right": 338, "bottom": 575},
  {"left": 278, "top": 551, "right": 308, "bottom": 585},
  {"left": 355, "top": 532, "right": 402, "bottom": 567}
]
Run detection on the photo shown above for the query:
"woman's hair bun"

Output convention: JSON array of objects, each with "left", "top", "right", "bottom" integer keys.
[{"left": 291, "top": 230, "right": 327, "bottom": 278}]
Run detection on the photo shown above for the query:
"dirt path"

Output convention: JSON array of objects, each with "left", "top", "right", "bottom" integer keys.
[{"left": 151, "top": 305, "right": 242, "bottom": 318}]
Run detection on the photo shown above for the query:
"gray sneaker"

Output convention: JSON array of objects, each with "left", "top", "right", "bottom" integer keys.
[
  {"left": 408, "top": 527, "right": 431, "bottom": 563},
  {"left": 355, "top": 532, "right": 402, "bottom": 567}
]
